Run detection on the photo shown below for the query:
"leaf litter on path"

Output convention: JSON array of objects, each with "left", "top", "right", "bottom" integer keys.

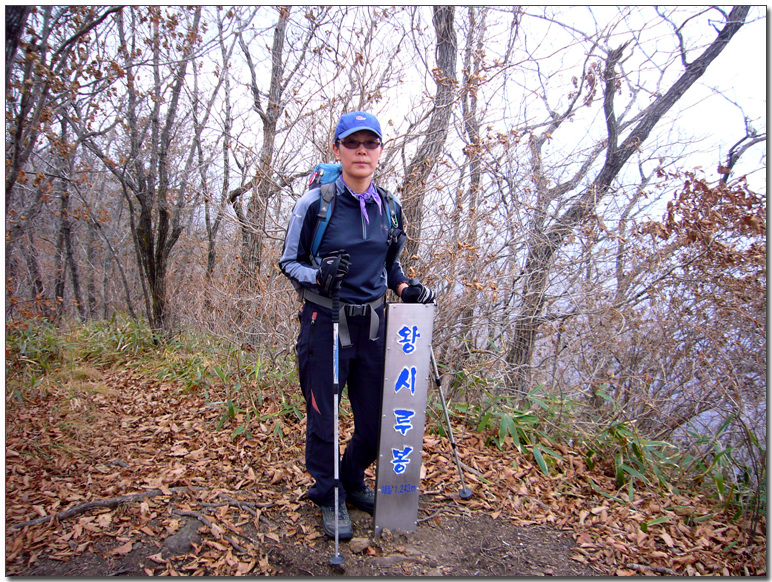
[{"left": 6, "top": 369, "right": 766, "bottom": 576}]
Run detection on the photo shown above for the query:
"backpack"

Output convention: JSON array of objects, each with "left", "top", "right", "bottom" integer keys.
[{"left": 306, "top": 162, "right": 399, "bottom": 265}]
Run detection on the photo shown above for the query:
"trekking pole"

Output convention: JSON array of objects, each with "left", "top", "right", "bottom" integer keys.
[
  {"left": 430, "top": 346, "right": 473, "bottom": 500},
  {"left": 329, "top": 281, "right": 344, "bottom": 566}
]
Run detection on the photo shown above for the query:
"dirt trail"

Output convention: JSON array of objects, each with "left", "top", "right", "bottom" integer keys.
[{"left": 5, "top": 369, "right": 765, "bottom": 576}]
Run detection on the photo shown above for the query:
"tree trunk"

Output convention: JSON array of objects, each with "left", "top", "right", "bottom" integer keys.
[
  {"left": 238, "top": 7, "right": 290, "bottom": 284},
  {"left": 401, "top": 6, "right": 457, "bottom": 266},
  {"left": 5, "top": 6, "right": 30, "bottom": 93},
  {"left": 203, "top": 10, "right": 236, "bottom": 286},
  {"left": 23, "top": 231, "right": 52, "bottom": 320},
  {"left": 59, "top": 120, "right": 86, "bottom": 321},
  {"left": 65, "top": 216, "right": 85, "bottom": 322},
  {"left": 53, "top": 118, "right": 83, "bottom": 320},
  {"left": 53, "top": 189, "right": 68, "bottom": 319},
  {"left": 505, "top": 6, "right": 751, "bottom": 393},
  {"left": 122, "top": 7, "right": 201, "bottom": 335},
  {"left": 459, "top": 7, "right": 486, "bottom": 344},
  {"left": 85, "top": 219, "right": 98, "bottom": 320}
]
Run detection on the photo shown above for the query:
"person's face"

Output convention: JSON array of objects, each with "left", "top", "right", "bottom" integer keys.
[{"left": 333, "top": 130, "right": 383, "bottom": 183}]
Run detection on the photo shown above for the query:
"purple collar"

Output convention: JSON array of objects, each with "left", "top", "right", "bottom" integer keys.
[{"left": 343, "top": 179, "right": 382, "bottom": 224}]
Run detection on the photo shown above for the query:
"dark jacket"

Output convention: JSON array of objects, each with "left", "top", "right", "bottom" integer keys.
[{"left": 280, "top": 176, "right": 409, "bottom": 305}]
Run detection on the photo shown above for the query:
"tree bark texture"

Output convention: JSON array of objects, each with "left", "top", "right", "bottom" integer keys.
[{"left": 401, "top": 6, "right": 457, "bottom": 266}]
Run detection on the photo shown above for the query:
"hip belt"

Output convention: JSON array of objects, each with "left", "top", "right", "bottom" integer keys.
[{"left": 300, "top": 289, "right": 384, "bottom": 347}]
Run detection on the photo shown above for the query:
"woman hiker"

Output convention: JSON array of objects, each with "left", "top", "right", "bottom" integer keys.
[{"left": 279, "top": 111, "right": 435, "bottom": 539}]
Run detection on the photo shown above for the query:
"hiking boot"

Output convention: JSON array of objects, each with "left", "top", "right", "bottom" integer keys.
[
  {"left": 321, "top": 501, "right": 353, "bottom": 541},
  {"left": 346, "top": 484, "right": 375, "bottom": 514}
]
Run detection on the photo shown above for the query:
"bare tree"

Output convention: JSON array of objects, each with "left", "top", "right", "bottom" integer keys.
[
  {"left": 505, "top": 6, "right": 752, "bottom": 393},
  {"left": 454, "top": 6, "right": 490, "bottom": 346},
  {"left": 199, "top": 8, "right": 241, "bottom": 285},
  {"left": 400, "top": 6, "right": 458, "bottom": 266},
  {"left": 51, "top": 120, "right": 86, "bottom": 320},
  {"left": 5, "top": 7, "right": 122, "bottom": 198},
  {"left": 69, "top": 7, "right": 205, "bottom": 335},
  {"left": 5, "top": 7, "right": 122, "bottom": 317},
  {"left": 719, "top": 121, "right": 766, "bottom": 185},
  {"left": 233, "top": 6, "right": 329, "bottom": 283}
]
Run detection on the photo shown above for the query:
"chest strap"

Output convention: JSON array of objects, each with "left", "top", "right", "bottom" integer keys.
[{"left": 301, "top": 289, "right": 384, "bottom": 347}]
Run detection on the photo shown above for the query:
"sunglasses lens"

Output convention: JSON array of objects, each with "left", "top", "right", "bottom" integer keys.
[{"left": 341, "top": 139, "right": 381, "bottom": 150}]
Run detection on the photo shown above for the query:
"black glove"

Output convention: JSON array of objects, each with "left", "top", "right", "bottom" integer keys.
[
  {"left": 386, "top": 227, "right": 406, "bottom": 268},
  {"left": 317, "top": 250, "right": 350, "bottom": 294},
  {"left": 401, "top": 279, "right": 435, "bottom": 304}
]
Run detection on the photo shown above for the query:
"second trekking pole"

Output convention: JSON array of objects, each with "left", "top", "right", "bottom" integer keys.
[
  {"left": 430, "top": 346, "right": 473, "bottom": 500},
  {"left": 329, "top": 281, "right": 344, "bottom": 566}
]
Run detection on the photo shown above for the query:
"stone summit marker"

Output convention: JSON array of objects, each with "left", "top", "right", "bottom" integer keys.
[{"left": 374, "top": 302, "right": 434, "bottom": 536}]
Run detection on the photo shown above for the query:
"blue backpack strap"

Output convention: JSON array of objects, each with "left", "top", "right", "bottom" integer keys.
[
  {"left": 306, "top": 163, "right": 342, "bottom": 265},
  {"left": 309, "top": 182, "right": 336, "bottom": 265}
]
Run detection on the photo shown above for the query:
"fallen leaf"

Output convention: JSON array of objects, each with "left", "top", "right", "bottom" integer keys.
[
  {"left": 111, "top": 541, "right": 133, "bottom": 556},
  {"left": 575, "top": 532, "right": 593, "bottom": 545}
]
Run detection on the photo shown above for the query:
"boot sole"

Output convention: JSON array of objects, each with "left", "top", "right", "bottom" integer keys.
[{"left": 323, "top": 525, "right": 353, "bottom": 541}]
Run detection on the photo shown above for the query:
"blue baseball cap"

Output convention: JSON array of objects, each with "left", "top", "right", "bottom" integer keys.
[{"left": 334, "top": 111, "right": 382, "bottom": 141}]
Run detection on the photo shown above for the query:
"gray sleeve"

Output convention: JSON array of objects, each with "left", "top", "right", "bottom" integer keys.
[{"left": 279, "top": 191, "right": 319, "bottom": 289}]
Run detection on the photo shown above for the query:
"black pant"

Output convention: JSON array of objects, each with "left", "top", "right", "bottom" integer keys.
[{"left": 296, "top": 301, "right": 386, "bottom": 506}]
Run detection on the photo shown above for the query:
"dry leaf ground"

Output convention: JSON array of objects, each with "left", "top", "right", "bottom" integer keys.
[{"left": 5, "top": 368, "right": 766, "bottom": 576}]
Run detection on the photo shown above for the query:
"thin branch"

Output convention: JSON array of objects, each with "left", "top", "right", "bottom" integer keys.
[
  {"left": 10, "top": 486, "right": 205, "bottom": 530},
  {"left": 626, "top": 563, "right": 679, "bottom": 576}
]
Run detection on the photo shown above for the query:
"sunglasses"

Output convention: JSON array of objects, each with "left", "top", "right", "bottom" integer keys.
[{"left": 339, "top": 138, "right": 382, "bottom": 150}]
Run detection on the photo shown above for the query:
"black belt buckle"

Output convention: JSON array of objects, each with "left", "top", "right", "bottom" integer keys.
[{"left": 346, "top": 304, "right": 368, "bottom": 317}]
